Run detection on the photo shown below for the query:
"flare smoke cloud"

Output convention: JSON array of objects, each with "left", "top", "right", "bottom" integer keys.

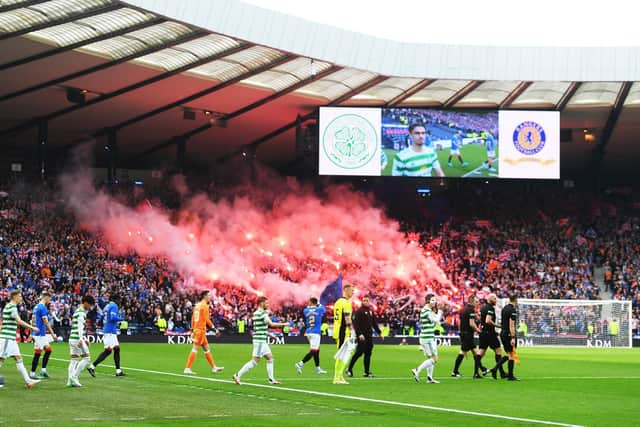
[{"left": 60, "top": 159, "right": 451, "bottom": 306}]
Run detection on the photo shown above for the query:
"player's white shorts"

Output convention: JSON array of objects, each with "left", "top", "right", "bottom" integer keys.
[
  {"left": 306, "top": 333, "right": 321, "bottom": 350},
  {"left": 487, "top": 150, "right": 496, "bottom": 158},
  {"left": 0, "top": 338, "right": 21, "bottom": 358},
  {"left": 252, "top": 342, "right": 272, "bottom": 358},
  {"left": 419, "top": 338, "right": 438, "bottom": 357},
  {"left": 103, "top": 333, "right": 119, "bottom": 349},
  {"left": 450, "top": 148, "right": 461, "bottom": 155},
  {"left": 33, "top": 335, "right": 53, "bottom": 350},
  {"left": 69, "top": 339, "right": 89, "bottom": 356}
]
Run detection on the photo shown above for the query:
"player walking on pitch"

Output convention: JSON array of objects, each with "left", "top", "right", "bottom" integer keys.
[
  {"left": 233, "top": 296, "right": 288, "bottom": 385},
  {"left": 0, "top": 290, "right": 41, "bottom": 388},
  {"left": 295, "top": 297, "right": 327, "bottom": 374},
  {"left": 88, "top": 294, "right": 127, "bottom": 377},
  {"left": 30, "top": 291, "right": 58, "bottom": 379},
  {"left": 183, "top": 290, "right": 224, "bottom": 374},
  {"left": 67, "top": 295, "right": 95, "bottom": 387},
  {"left": 333, "top": 283, "right": 355, "bottom": 384},
  {"left": 412, "top": 293, "right": 444, "bottom": 384}
]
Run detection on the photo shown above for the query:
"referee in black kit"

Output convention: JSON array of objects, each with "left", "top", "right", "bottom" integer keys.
[
  {"left": 346, "top": 296, "right": 383, "bottom": 378},
  {"left": 486, "top": 295, "right": 520, "bottom": 381},
  {"left": 452, "top": 294, "right": 485, "bottom": 378}
]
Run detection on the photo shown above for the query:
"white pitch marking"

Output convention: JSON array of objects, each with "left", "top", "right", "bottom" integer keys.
[{"left": 37, "top": 357, "right": 584, "bottom": 427}]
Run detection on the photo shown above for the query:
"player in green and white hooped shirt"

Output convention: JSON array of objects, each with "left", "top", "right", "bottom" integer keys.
[
  {"left": 233, "top": 296, "right": 288, "bottom": 385},
  {"left": 0, "top": 290, "right": 41, "bottom": 388},
  {"left": 412, "top": 293, "right": 444, "bottom": 384},
  {"left": 392, "top": 124, "right": 445, "bottom": 177},
  {"left": 67, "top": 294, "right": 95, "bottom": 387}
]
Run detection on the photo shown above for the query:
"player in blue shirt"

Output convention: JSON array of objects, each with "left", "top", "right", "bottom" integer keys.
[
  {"left": 483, "top": 132, "right": 497, "bottom": 172},
  {"left": 295, "top": 297, "right": 327, "bottom": 374},
  {"left": 447, "top": 131, "right": 469, "bottom": 168},
  {"left": 88, "top": 294, "right": 126, "bottom": 377},
  {"left": 30, "top": 292, "right": 58, "bottom": 379}
]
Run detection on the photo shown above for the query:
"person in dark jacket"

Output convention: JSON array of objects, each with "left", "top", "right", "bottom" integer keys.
[{"left": 346, "top": 296, "right": 383, "bottom": 377}]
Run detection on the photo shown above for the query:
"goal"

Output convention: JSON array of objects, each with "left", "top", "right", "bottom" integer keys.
[{"left": 498, "top": 298, "right": 632, "bottom": 348}]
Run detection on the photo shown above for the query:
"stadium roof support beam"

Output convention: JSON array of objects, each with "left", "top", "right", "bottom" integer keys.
[
  {"left": 225, "top": 66, "right": 344, "bottom": 120},
  {"left": 132, "top": 65, "right": 342, "bottom": 160},
  {"left": 0, "top": 3, "right": 120, "bottom": 41},
  {"left": 499, "top": 81, "right": 532, "bottom": 109},
  {"left": 385, "top": 79, "right": 434, "bottom": 107},
  {"left": 592, "top": 81, "right": 632, "bottom": 173},
  {"left": 219, "top": 76, "right": 393, "bottom": 160},
  {"left": 329, "top": 75, "right": 390, "bottom": 105},
  {"left": 0, "top": 43, "right": 251, "bottom": 138},
  {"left": 555, "top": 82, "right": 581, "bottom": 110},
  {"left": 58, "top": 53, "right": 299, "bottom": 151},
  {"left": 0, "top": 18, "right": 164, "bottom": 72},
  {"left": 216, "top": 111, "right": 317, "bottom": 164},
  {"left": 443, "top": 81, "right": 483, "bottom": 108},
  {"left": 0, "top": 0, "right": 50, "bottom": 13},
  {"left": 0, "top": 29, "right": 206, "bottom": 103},
  {"left": 112, "top": 54, "right": 300, "bottom": 132}
]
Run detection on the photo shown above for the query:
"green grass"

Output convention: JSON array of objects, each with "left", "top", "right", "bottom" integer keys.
[
  {"left": 383, "top": 144, "right": 499, "bottom": 178},
  {"left": 1, "top": 343, "right": 638, "bottom": 426}
]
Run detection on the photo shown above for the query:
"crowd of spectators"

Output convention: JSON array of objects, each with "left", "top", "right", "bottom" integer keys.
[{"left": 1, "top": 182, "right": 638, "bottom": 339}]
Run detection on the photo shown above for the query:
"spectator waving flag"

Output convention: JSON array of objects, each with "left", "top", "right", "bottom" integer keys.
[
  {"left": 320, "top": 274, "right": 343, "bottom": 307},
  {"left": 498, "top": 251, "right": 511, "bottom": 262}
]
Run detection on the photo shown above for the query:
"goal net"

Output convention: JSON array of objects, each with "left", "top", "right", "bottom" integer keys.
[{"left": 498, "top": 299, "right": 632, "bottom": 348}]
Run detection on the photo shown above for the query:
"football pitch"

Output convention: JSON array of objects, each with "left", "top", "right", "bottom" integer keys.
[
  {"left": 1, "top": 343, "right": 638, "bottom": 426},
  {"left": 383, "top": 144, "right": 499, "bottom": 178}
]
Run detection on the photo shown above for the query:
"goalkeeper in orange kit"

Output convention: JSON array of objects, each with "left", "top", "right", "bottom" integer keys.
[{"left": 184, "top": 290, "right": 224, "bottom": 374}]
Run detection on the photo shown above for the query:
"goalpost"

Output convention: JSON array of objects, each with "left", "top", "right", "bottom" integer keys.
[{"left": 498, "top": 298, "right": 632, "bottom": 348}]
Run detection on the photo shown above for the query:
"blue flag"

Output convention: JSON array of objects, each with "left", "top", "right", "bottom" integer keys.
[{"left": 320, "top": 274, "right": 343, "bottom": 307}]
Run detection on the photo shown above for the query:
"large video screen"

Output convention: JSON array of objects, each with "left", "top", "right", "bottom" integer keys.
[{"left": 319, "top": 107, "right": 560, "bottom": 179}]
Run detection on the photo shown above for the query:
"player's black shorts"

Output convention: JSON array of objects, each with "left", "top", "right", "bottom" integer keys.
[
  {"left": 501, "top": 335, "right": 516, "bottom": 353},
  {"left": 460, "top": 332, "right": 476, "bottom": 352},
  {"left": 479, "top": 333, "right": 501, "bottom": 350}
]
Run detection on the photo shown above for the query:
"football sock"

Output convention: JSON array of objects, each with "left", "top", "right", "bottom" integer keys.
[
  {"left": 266, "top": 359, "right": 275, "bottom": 380},
  {"left": 113, "top": 347, "right": 121, "bottom": 370},
  {"left": 31, "top": 350, "right": 41, "bottom": 374},
  {"left": 237, "top": 360, "right": 257, "bottom": 379},
  {"left": 496, "top": 355, "right": 507, "bottom": 375},
  {"left": 427, "top": 364, "right": 434, "bottom": 378},
  {"left": 417, "top": 358, "right": 433, "bottom": 374},
  {"left": 186, "top": 350, "right": 197, "bottom": 369},
  {"left": 75, "top": 357, "right": 90, "bottom": 378},
  {"left": 68, "top": 359, "right": 78, "bottom": 379},
  {"left": 92, "top": 349, "right": 111, "bottom": 367},
  {"left": 334, "top": 359, "right": 344, "bottom": 381},
  {"left": 16, "top": 360, "right": 31, "bottom": 382},
  {"left": 42, "top": 349, "right": 51, "bottom": 369},
  {"left": 302, "top": 351, "right": 314, "bottom": 364},
  {"left": 473, "top": 354, "right": 482, "bottom": 374},
  {"left": 204, "top": 351, "right": 214, "bottom": 368},
  {"left": 313, "top": 351, "right": 320, "bottom": 367},
  {"left": 453, "top": 354, "right": 464, "bottom": 373},
  {"left": 508, "top": 359, "right": 515, "bottom": 377}
]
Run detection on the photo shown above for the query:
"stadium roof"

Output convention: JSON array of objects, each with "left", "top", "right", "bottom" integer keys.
[{"left": 1, "top": 0, "right": 640, "bottom": 177}]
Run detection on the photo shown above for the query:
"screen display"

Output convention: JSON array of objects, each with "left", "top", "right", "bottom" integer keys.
[{"left": 319, "top": 107, "right": 559, "bottom": 179}]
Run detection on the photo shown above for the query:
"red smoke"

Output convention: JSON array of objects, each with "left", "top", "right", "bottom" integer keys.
[{"left": 60, "top": 168, "right": 452, "bottom": 307}]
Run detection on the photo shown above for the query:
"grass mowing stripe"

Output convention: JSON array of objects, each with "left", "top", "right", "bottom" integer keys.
[{"left": 31, "top": 355, "right": 584, "bottom": 427}]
